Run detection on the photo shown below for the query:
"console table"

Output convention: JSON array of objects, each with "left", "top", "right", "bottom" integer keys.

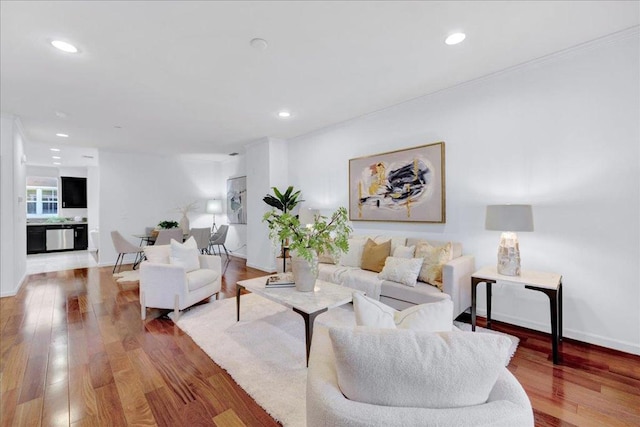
[{"left": 471, "top": 266, "right": 563, "bottom": 364}]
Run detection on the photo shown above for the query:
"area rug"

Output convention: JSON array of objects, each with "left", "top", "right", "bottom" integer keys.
[
  {"left": 173, "top": 295, "right": 519, "bottom": 426},
  {"left": 112, "top": 270, "right": 140, "bottom": 283}
]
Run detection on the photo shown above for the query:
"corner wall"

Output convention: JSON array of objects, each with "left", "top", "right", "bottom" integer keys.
[{"left": 287, "top": 31, "right": 640, "bottom": 354}]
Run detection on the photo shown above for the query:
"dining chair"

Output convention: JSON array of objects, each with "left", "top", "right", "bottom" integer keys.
[
  {"left": 110, "top": 230, "right": 144, "bottom": 273},
  {"left": 155, "top": 228, "right": 184, "bottom": 246},
  {"left": 208, "top": 224, "right": 230, "bottom": 259},
  {"left": 189, "top": 227, "right": 212, "bottom": 254}
]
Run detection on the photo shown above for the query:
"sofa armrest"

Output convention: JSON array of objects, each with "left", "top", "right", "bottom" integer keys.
[
  {"left": 442, "top": 255, "right": 475, "bottom": 318},
  {"left": 140, "top": 262, "right": 188, "bottom": 308}
]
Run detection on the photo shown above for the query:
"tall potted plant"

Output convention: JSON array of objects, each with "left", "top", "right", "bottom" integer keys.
[
  {"left": 263, "top": 207, "right": 351, "bottom": 291},
  {"left": 263, "top": 186, "right": 303, "bottom": 272}
]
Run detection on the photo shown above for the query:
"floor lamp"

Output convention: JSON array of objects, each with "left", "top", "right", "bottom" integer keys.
[{"left": 206, "top": 199, "right": 223, "bottom": 234}]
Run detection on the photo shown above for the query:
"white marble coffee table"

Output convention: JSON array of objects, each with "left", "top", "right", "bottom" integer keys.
[{"left": 236, "top": 276, "right": 356, "bottom": 366}]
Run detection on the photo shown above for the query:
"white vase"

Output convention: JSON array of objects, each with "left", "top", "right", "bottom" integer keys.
[
  {"left": 290, "top": 252, "right": 318, "bottom": 292},
  {"left": 179, "top": 214, "right": 190, "bottom": 234}
]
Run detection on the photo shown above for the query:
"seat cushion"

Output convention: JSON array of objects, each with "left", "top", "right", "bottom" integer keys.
[
  {"left": 381, "top": 280, "right": 448, "bottom": 305},
  {"left": 186, "top": 268, "right": 219, "bottom": 291},
  {"left": 144, "top": 244, "right": 171, "bottom": 264}
]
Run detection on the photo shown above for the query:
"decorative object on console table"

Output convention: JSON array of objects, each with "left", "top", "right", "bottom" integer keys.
[
  {"left": 349, "top": 142, "right": 445, "bottom": 223},
  {"left": 485, "top": 204, "right": 534, "bottom": 276},
  {"left": 205, "top": 199, "right": 223, "bottom": 233},
  {"left": 263, "top": 205, "right": 351, "bottom": 292},
  {"left": 227, "top": 176, "right": 247, "bottom": 224}
]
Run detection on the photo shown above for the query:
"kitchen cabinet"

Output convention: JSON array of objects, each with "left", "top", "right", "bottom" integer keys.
[
  {"left": 74, "top": 224, "right": 88, "bottom": 250},
  {"left": 27, "top": 225, "right": 47, "bottom": 254}
]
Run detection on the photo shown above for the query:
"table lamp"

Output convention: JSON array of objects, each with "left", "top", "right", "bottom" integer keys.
[
  {"left": 206, "top": 199, "right": 223, "bottom": 233},
  {"left": 485, "top": 204, "right": 533, "bottom": 276}
]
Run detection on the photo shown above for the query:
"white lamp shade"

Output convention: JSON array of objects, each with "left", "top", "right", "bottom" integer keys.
[
  {"left": 205, "top": 199, "right": 223, "bottom": 214},
  {"left": 485, "top": 205, "right": 533, "bottom": 232}
]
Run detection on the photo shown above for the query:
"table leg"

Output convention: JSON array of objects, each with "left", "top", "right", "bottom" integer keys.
[
  {"left": 236, "top": 285, "right": 244, "bottom": 322},
  {"left": 526, "top": 285, "right": 561, "bottom": 364},
  {"left": 558, "top": 281, "right": 563, "bottom": 341},
  {"left": 486, "top": 282, "right": 493, "bottom": 330},
  {"left": 293, "top": 307, "right": 327, "bottom": 367},
  {"left": 471, "top": 277, "right": 479, "bottom": 331}
]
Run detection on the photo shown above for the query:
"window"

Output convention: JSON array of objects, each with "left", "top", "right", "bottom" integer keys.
[{"left": 26, "top": 177, "right": 59, "bottom": 218}]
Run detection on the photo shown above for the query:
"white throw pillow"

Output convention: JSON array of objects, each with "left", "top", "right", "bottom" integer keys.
[
  {"left": 170, "top": 236, "right": 200, "bottom": 273},
  {"left": 143, "top": 244, "right": 171, "bottom": 264},
  {"left": 329, "top": 327, "right": 511, "bottom": 409},
  {"left": 392, "top": 244, "right": 415, "bottom": 258},
  {"left": 339, "top": 238, "right": 367, "bottom": 268},
  {"left": 353, "top": 293, "right": 453, "bottom": 332},
  {"left": 377, "top": 256, "right": 422, "bottom": 287}
]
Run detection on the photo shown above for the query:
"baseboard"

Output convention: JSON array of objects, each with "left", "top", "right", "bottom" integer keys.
[
  {"left": 477, "top": 309, "right": 640, "bottom": 356},
  {"left": 0, "top": 272, "right": 27, "bottom": 298},
  {"left": 245, "top": 262, "right": 273, "bottom": 274}
]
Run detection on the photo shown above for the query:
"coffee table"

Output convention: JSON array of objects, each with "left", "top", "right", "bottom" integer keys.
[{"left": 236, "top": 276, "right": 356, "bottom": 366}]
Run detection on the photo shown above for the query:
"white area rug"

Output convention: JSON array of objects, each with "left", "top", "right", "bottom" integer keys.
[
  {"left": 173, "top": 295, "right": 519, "bottom": 426},
  {"left": 112, "top": 270, "right": 140, "bottom": 283}
]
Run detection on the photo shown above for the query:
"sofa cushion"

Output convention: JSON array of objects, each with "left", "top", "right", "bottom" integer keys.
[
  {"left": 377, "top": 257, "right": 422, "bottom": 287},
  {"left": 186, "top": 268, "right": 219, "bottom": 291},
  {"left": 380, "top": 280, "right": 448, "bottom": 305},
  {"left": 392, "top": 244, "right": 415, "bottom": 258},
  {"left": 170, "top": 236, "right": 200, "bottom": 273},
  {"left": 339, "top": 238, "right": 367, "bottom": 268},
  {"left": 407, "top": 238, "right": 462, "bottom": 259},
  {"left": 353, "top": 293, "right": 453, "bottom": 331},
  {"left": 361, "top": 239, "right": 391, "bottom": 273},
  {"left": 414, "top": 241, "right": 452, "bottom": 290},
  {"left": 329, "top": 327, "right": 511, "bottom": 409},
  {"left": 144, "top": 244, "right": 170, "bottom": 264}
]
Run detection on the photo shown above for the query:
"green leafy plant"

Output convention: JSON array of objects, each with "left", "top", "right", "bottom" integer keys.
[
  {"left": 263, "top": 207, "right": 352, "bottom": 268},
  {"left": 157, "top": 220, "right": 179, "bottom": 229},
  {"left": 263, "top": 186, "right": 303, "bottom": 214}
]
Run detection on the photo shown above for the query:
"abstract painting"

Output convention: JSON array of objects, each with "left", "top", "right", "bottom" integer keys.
[
  {"left": 349, "top": 142, "right": 445, "bottom": 223},
  {"left": 227, "top": 176, "right": 247, "bottom": 224}
]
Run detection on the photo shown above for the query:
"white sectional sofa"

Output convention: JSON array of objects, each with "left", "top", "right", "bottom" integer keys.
[{"left": 317, "top": 236, "right": 475, "bottom": 318}]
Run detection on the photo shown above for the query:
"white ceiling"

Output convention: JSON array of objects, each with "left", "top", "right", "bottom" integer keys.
[{"left": 1, "top": 1, "right": 638, "bottom": 165}]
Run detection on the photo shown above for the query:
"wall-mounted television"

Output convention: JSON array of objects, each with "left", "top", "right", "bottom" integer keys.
[{"left": 61, "top": 176, "right": 87, "bottom": 208}]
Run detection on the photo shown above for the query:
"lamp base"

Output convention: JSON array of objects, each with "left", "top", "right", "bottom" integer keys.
[{"left": 497, "top": 232, "right": 521, "bottom": 276}]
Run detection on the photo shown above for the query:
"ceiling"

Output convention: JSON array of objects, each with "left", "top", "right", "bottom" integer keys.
[{"left": 1, "top": 1, "right": 638, "bottom": 167}]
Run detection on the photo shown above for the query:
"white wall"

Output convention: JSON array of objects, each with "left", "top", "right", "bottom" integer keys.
[
  {"left": 221, "top": 155, "right": 247, "bottom": 258},
  {"left": 287, "top": 32, "right": 640, "bottom": 354},
  {"left": 98, "top": 150, "right": 222, "bottom": 267},
  {"left": 0, "top": 114, "right": 27, "bottom": 297}
]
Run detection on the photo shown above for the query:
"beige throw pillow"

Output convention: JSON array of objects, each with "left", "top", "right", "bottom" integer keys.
[
  {"left": 414, "top": 241, "right": 452, "bottom": 291},
  {"left": 360, "top": 239, "right": 391, "bottom": 273}
]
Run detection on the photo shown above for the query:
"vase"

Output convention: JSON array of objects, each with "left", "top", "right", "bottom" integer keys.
[
  {"left": 179, "top": 214, "right": 190, "bottom": 234},
  {"left": 290, "top": 252, "right": 318, "bottom": 292}
]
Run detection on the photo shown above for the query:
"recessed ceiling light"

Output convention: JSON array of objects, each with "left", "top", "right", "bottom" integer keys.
[
  {"left": 250, "top": 38, "right": 268, "bottom": 51},
  {"left": 51, "top": 40, "right": 78, "bottom": 53},
  {"left": 56, "top": 133, "right": 69, "bottom": 137},
  {"left": 445, "top": 32, "right": 466, "bottom": 45},
  {"left": 52, "top": 156, "right": 61, "bottom": 159},
  {"left": 278, "top": 111, "right": 291, "bottom": 118},
  {"left": 55, "top": 110, "right": 69, "bottom": 119},
  {"left": 53, "top": 162, "right": 61, "bottom": 165},
  {"left": 229, "top": 152, "right": 239, "bottom": 156},
  {"left": 50, "top": 148, "right": 61, "bottom": 152}
]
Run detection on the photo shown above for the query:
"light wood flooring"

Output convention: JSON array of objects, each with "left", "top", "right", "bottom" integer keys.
[{"left": 1, "top": 257, "right": 639, "bottom": 426}]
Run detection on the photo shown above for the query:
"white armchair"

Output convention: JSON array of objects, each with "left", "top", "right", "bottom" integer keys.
[{"left": 140, "top": 254, "right": 222, "bottom": 320}]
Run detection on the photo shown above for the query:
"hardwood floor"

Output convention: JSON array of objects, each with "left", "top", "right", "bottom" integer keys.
[{"left": 1, "top": 257, "right": 639, "bottom": 426}]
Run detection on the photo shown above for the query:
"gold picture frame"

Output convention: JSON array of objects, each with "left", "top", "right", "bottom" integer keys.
[{"left": 349, "top": 142, "right": 445, "bottom": 223}]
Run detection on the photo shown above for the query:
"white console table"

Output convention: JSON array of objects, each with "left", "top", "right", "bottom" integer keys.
[{"left": 471, "top": 266, "right": 563, "bottom": 364}]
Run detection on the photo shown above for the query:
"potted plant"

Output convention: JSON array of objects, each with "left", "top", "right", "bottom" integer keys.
[
  {"left": 263, "top": 186, "right": 304, "bottom": 272},
  {"left": 263, "top": 206, "right": 351, "bottom": 291}
]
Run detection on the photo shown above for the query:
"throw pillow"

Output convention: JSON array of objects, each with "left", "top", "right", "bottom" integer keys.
[
  {"left": 377, "top": 256, "right": 422, "bottom": 287},
  {"left": 392, "top": 244, "right": 415, "bottom": 258},
  {"left": 144, "top": 244, "right": 171, "bottom": 264},
  {"left": 353, "top": 293, "right": 453, "bottom": 332},
  {"left": 339, "top": 238, "right": 367, "bottom": 268},
  {"left": 317, "top": 250, "right": 336, "bottom": 264},
  {"left": 360, "top": 239, "right": 391, "bottom": 273},
  {"left": 169, "top": 236, "right": 200, "bottom": 273},
  {"left": 414, "top": 241, "right": 453, "bottom": 290},
  {"left": 329, "top": 327, "right": 511, "bottom": 409}
]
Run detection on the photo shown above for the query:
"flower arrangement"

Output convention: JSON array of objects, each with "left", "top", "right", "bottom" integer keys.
[{"left": 176, "top": 201, "right": 199, "bottom": 216}]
